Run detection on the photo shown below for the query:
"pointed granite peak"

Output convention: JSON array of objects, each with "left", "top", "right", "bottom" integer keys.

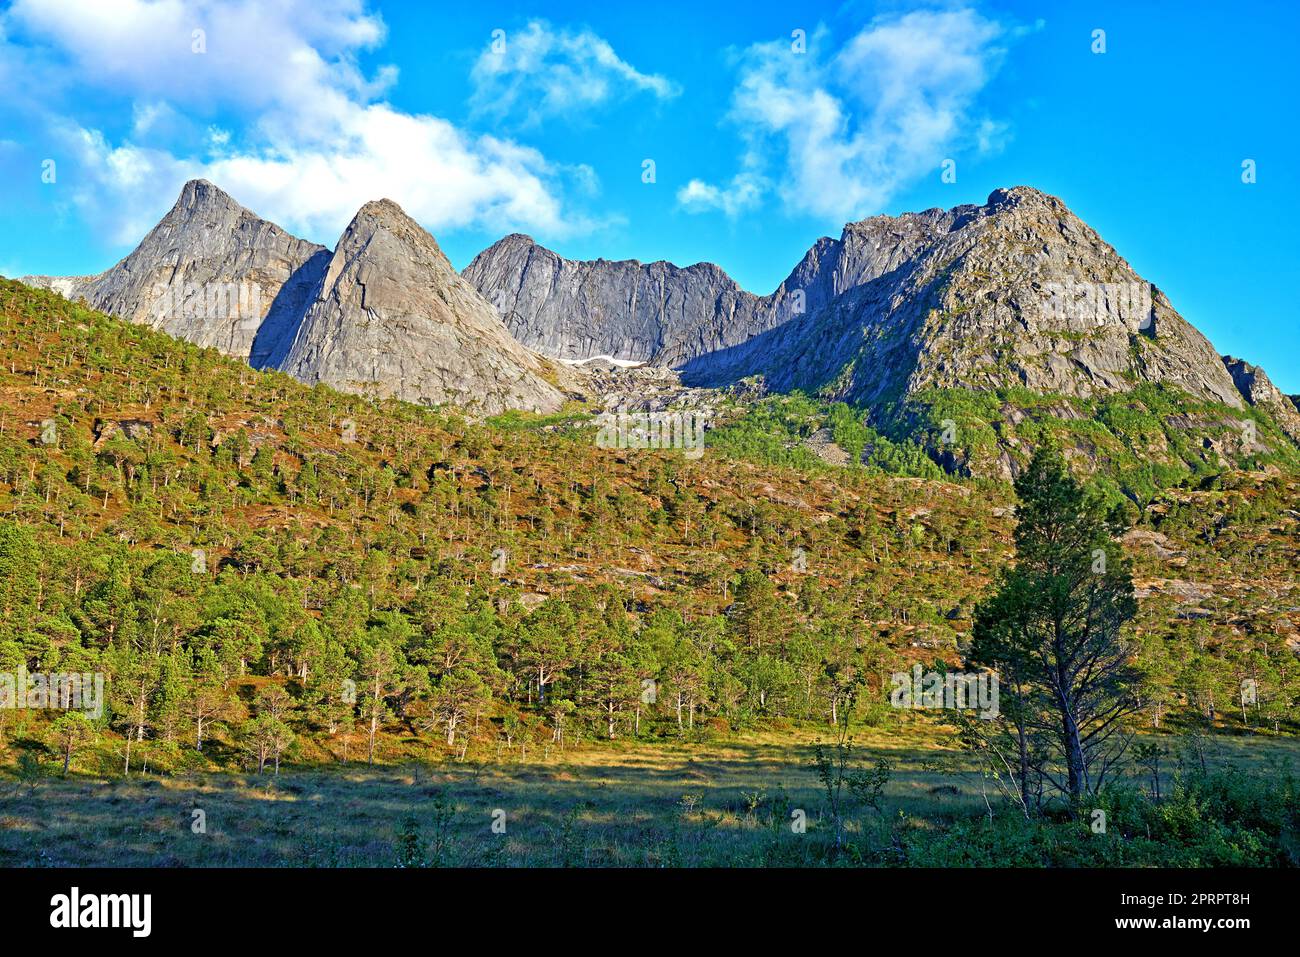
[
  {"left": 467, "top": 233, "right": 543, "bottom": 270},
  {"left": 172, "top": 178, "right": 244, "bottom": 217},
  {"left": 338, "top": 197, "right": 454, "bottom": 264},
  {"left": 15, "top": 179, "right": 325, "bottom": 362}
]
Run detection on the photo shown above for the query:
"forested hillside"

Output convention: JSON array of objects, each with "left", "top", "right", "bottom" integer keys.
[{"left": 1, "top": 278, "right": 1297, "bottom": 780}]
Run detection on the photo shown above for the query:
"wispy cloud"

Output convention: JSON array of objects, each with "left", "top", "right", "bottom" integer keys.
[
  {"left": 677, "top": 173, "right": 766, "bottom": 217},
  {"left": 2, "top": 0, "right": 599, "bottom": 245},
  {"left": 679, "top": 8, "right": 1024, "bottom": 222},
  {"left": 470, "top": 19, "right": 681, "bottom": 126}
]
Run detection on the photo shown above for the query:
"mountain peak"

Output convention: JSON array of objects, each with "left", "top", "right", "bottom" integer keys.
[
  {"left": 18, "top": 179, "right": 326, "bottom": 363},
  {"left": 984, "top": 184, "right": 1065, "bottom": 215},
  {"left": 465, "top": 181, "right": 1261, "bottom": 422},
  {"left": 986, "top": 184, "right": 1048, "bottom": 202},
  {"left": 174, "top": 178, "right": 243, "bottom": 216},
  {"left": 338, "top": 198, "right": 452, "bottom": 267},
  {"left": 354, "top": 197, "right": 410, "bottom": 222},
  {"left": 279, "top": 197, "right": 569, "bottom": 415}
]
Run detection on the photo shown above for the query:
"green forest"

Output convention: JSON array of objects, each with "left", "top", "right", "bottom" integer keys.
[{"left": 1, "top": 279, "right": 1298, "bottom": 866}]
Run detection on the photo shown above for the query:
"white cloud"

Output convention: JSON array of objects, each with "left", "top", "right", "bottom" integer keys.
[
  {"left": 677, "top": 174, "right": 765, "bottom": 217},
  {"left": 470, "top": 19, "right": 681, "bottom": 125},
  {"left": 204, "top": 105, "right": 593, "bottom": 240},
  {"left": 54, "top": 124, "right": 190, "bottom": 243},
  {"left": 6, "top": 0, "right": 388, "bottom": 126},
  {"left": 682, "top": 9, "right": 1017, "bottom": 221},
  {"left": 974, "top": 117, "right": 1011, "bottom": 156},
  {"left": 130, "top": 101, "right": 176, "bottom": 137},
  {"left": 4, "top": 0, "right": 597, "bottom": 246}
]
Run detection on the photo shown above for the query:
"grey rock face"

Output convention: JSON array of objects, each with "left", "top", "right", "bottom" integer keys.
[
  {"left": 464, "top": 234, "right": 776, "bottom": 366},
  {"left": 720, "top": 188, "right": 1246, "bottom": 411},
  {"left": 468, "top": 188, "right": 1270, "bottom": 415},
  {"left": 22, "top": 180, "right": 328, "bottom": 364},
  {"left": 17, "top": 274, "right": 98, "bottom": 296},
  {"left": 463, "top": 212, "right": 943, "bottom": 370},
  {"left": 1222, "top": 356, "right": 1300, "bottom": 441},
  {"left": 279, "top": 200, "right": 572, "bottom": 414}
]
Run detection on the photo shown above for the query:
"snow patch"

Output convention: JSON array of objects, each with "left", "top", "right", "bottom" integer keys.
[{"left": 559, "top": 355, "right": 646, "bottom": 369}]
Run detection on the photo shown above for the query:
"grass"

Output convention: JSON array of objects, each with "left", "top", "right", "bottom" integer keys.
[{"left": 4, "top": 726, "right": 1296, "bottom": 867}]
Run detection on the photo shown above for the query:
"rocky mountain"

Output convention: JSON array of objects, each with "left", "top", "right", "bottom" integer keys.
[
  {"left": 19, "top": 181, "right": 571, "bottom": 415},
  {"left": 469, "top": 187, "right": 1257, "bottom": 416},
  {"left": 14, "top": 180, "right": 1297, "bottom": 446},
  {"left": 697, "top": 189, "right": 1247, "bottom": 413},
  {"left": 22, "top": 180, "right": 329, "bottom": 367},
  {"left": 278, "top": 199, "right": 570, "bottom": 414}
]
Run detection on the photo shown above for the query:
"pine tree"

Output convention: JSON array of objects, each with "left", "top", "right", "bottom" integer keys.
[{"left": 972, "top": 446, "right": 1140, "bottom": 803}]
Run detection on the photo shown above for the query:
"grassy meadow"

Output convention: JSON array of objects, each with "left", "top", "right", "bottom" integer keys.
[{"left": 4, "top": 725, "right": 1298, "bottom": 867}]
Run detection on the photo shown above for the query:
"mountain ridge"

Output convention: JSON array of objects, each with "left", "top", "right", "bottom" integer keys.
[
  {"left": 13, "top": 181, "right": 1299, "bottom": 464},
  {"left": 468, "top": 186, "right": 1255, "bottom": 416}
]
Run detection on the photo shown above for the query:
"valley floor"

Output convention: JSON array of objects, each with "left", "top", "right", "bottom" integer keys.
[{"left": 3, "top": 728, "right": 1296, "bottom": 867}]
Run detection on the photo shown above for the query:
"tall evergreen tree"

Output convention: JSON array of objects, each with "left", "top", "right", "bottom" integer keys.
[{"left": 971, "top": 446, "right": 1140, "bottom": 803}]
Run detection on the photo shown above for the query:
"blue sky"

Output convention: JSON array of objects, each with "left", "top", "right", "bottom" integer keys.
[{"left": 1, "top": 0, "right": 1296, "bottom": 390}]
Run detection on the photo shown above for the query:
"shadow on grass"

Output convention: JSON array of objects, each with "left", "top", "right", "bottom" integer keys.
[{"left": 1, "top": 732, "right": 1295, "bottom": 867}]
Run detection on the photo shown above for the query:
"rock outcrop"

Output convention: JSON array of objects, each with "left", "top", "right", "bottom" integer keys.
[
  {"left": 713, "top": 188, "right": 1247, "bottom": 410},
  {"left": 462, "top": 213, "right": 935, "bottom": 370},
  {"left": 278, "top": 200, "right": 571, "bottom": 414},
  {"left": 1222, "top": 356, "right": 1300, "bottom": 442}
]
